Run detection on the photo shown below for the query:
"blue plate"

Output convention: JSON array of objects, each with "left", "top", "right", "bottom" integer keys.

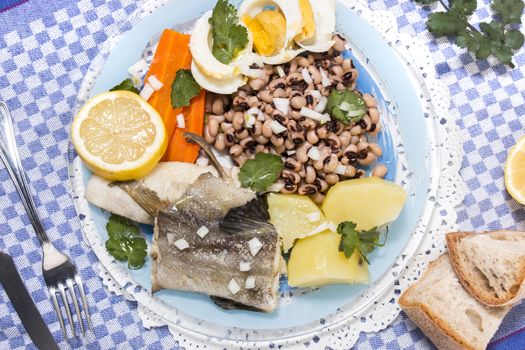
[{"left": 80, "top": 0, "right": 431, "bottom": 330}]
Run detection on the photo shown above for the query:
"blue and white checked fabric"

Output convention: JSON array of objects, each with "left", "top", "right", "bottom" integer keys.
[{"left": 0, "top": 0, "right": 524, "bottom": 349}]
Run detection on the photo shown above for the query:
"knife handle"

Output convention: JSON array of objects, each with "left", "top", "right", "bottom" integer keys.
[{"left": 0, "top": 102, "right": 49, "bottom": 245}]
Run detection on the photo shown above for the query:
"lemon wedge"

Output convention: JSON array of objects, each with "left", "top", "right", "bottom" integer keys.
[
  {"left": 505, "top": 135, "right": 525, "bottom": 204},
  {"left": 71, "top": 91, "right": 168, "bottom": 181}
]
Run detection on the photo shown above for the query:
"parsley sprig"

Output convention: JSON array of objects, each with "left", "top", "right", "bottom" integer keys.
[
  {"left": 209, "top": 0, "right": 249, "bottom": 64},
  {"left": 416, "top": 0, "right": 524, "bottom": 67},
  {"left": 105, "top": 214, "right": 147, "bottom": 270},
  {"left": 336, "top": 221, "right": 387, "bottom": 264}
]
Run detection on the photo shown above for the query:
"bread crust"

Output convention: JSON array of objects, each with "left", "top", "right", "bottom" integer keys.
[
  {"left": 446, "top": 230, "right": 525, "bottom": 307},
  {"left": 399, "top": 256, "right": 477, "bottom": 350}
]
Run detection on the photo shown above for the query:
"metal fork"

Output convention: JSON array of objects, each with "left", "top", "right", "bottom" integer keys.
[{"left": 0, "top": 101, "right": 92, "bottom": 339}]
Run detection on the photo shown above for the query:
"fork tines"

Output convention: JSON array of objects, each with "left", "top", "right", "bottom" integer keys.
[{"left": 45, "top": 261, "right": 92, "bottom": 339}]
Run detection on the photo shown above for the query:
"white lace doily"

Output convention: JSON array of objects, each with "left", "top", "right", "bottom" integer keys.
[{"left": 69, "top": 0, "right": 467, "bottom": 348}]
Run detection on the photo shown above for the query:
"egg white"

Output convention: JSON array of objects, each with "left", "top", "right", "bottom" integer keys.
[
  {"left": 297, "top": 0, "right": 336, "bottom": 53},
  {"left": 189, "top": 10, "right": 255, "bottom": 80},
  {"left": 191, "top": 61, "right": 246, "bottom": 94}
]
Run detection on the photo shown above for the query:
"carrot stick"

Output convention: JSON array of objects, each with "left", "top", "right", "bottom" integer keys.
[
  {"left": 163, "top": 89, "right": 206, "bottom": 163},
  {"left": 144, "top": 30, "right": 191, "bottom": 143}
]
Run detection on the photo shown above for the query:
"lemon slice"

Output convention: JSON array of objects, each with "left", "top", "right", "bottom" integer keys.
[
  {"left": 505, "top": 135, "right": 525, "bottom": 204},
  {"left": 71, "top": 91, "right": 167, "bottom": 181}
]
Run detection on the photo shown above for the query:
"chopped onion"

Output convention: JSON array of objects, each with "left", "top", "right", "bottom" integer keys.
[
  {"left": 310, "top": 90, "right": 322, "bottom": 100},
  {"left": 307, "top": 146, "right": 321, "bottom": 160},
  {"left": 245, "top": 276, "right": 256, "bottom": 289},
  {"left": 128, "top": 59, "right": 148, "bottom": 76},
  {"left": 276, "top": 66, "right": 285, "bottom": 78},
  {"left": 327, "top": 222, "right": 338, "bottom": 232},
  {"left": 247, "top": 107, "right": 264, "bottom": 119},
  {"left": 196, "top": 225, "right": 209, "bottom": 238},
  {"left": 196, "top": 156, "right": 209, "bottom": 167},
  {"left": 347, "top": 109, "right": 366, "bottom": 118},
  {"left": 320, "top": 68, "right": 331, "bottom": 87},
  {"left": 315, "top": 97, "right": 328, "bottom": 113},
  {"left": 174, "top": 239, "right": 189, "bottom": 250},
  {"left": 267, "top": 182, "right": 285, "bottom": 193},
  {"left": 287, "top": 150, "right": 296, "bottom": 155},
  {"left": 248, "top": 237, "right": 263, "bottom": 257},
  {"left": 139, "top": 83, "right": 155, "bottom": 101},
  {"left": 147, "top": 75, "right": 163, "bottom": 91},
  {"left": 270, "top": 120, "right": 287, "bottom": 134},
  {"left": 273, "top": 98, "right": 290, "bottom": 115},
  {"left": 228, "top": 279, "right": 241, "bottom": 295},
  {"left": 300, "top": 107, "right": 331, "bottom": 123},
  {"left": 176, "top": 113, "right": 185, "bottom": 129},
  {"left": 167, "top": 233, "right": 176, "bottom": 245},
  {"left": 335, "top": 164, "right": 347, "bottom": 175},
  {"left": 339, "top": 101, "right": 352, "bottom": 111},
  {"left": 306, "top": 212, "right": 321, "bottom": 222},
  {"left": 301, "top": 68, "right": 313, "bottom": 84},
  {"left": 244, "top": 113, "right": 256, "bottom": 128},
  {"left": 239, "top": 261, "right": 252, "bottom": 272}
]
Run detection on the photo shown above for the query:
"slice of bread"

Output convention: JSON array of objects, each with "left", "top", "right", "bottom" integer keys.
[
  {"left": 446, "top": 231, "right": 525, "bottom": 306},
  {"left": 399, "top": 254, "right": 511, "bottom": 350}
]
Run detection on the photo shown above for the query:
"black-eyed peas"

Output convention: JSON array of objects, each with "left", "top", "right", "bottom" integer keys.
[{"left": 202, "top": 34, "right": 383, "bottom": 197}]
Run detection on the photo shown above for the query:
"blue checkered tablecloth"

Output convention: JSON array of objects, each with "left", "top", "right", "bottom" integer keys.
[{"left": 0, "top": 0, "right": 524, "bottom": 349}]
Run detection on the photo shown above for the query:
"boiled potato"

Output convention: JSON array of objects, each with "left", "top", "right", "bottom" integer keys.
[
  {"left": 287, "top": 230, "right": 369, "bottom": 287},
  {"left": 267, "top": 193, "right": 327, "bottom": 252},
  {"left": 322, "top": 177, "right": 407, "bottom": 230}
]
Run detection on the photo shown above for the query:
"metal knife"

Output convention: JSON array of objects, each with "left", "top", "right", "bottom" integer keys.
[{"left": 0, "top": 252, "right": 59, "bottom": 350}]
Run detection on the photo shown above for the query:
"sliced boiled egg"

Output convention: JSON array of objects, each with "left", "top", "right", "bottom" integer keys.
[
  {"left": 189, "top": 10, "right": 255, "bottom": 80},
  {"left": 239, "top": 0, "right": 305, "bottom": 64},
  {"left": 191, "top": 61, "right": 246, "bottom": 95},
  {"left": 296, "top": 0, "right": 336, "bottom": 53}
]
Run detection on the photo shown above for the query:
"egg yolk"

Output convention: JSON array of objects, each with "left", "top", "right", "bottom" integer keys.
[
  {"left": 295, "top": 0, "right": 315, "bottom": 42},
  {"left": 243, "top": 10, "right": 286, "bottom": 56}
]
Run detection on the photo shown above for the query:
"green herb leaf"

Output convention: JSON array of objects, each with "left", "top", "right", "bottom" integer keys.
[
  {"left": 336, "top": 221, "right": 386, "bottom": 265},
  {"left": 505, "top": 29, "right": 525, "bottom": 49},
  {"left": 427, "top": 12, "right": 466, "bottom": 35},
  {"left": 171, "top": 69, "right": 201, "bottom": 109},
  {"left": 492, "top": 0, "right": 524, "bottom": 25},
  {"left": 326, "top": 89, "right": 367, "bottom": 124},
  {"left": 209, "top": 0, "right": 249, "bottom": 64},
  {"left": 493, "top": 45, "right": 515, "bottom": 67},
  {"left": 105, "top": 214, "right": 147, "bottom": 270},
  {"left": 238, "top": 153, "right": 284, "bottom": 192},
  {"left": 450, "top": 0, "right": 478, "bottom": 16},
  {"left": 110, "top": 79, "right": 139, "bottom": 94},
  {"left": 415, "top": 0, "right": 438, "bottom": 4}
]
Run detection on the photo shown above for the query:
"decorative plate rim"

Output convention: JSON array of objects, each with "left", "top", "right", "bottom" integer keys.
[{"left": 68, "top": 0, "right": 466, "bottom": 348}]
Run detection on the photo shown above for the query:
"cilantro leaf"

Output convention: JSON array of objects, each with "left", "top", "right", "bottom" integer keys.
[
  {"left": 110, "top": 79, "right": 139, "bottom": 94},
  {"left": 327, "top": 89, "right": 367, "bottom": 124},
  {"left": 171, "top": 69, "right": 201, "bottom": 109},
  {"left": 427, "top": 12, "right": 466, "bottom": 35},
  {"left": 492, "top": 0, "right": 524, "bottom": 25},
  {"left": 336, "top": 221, "right": 387, "bottom": 264},
  {"left": 238, "top": 153, "right": 284, "bottom": 192},
  {"left": 105, "top": 214, "right": 147, "bottom": 270},
  {"left": 505, "top": 29, "right": 525, "bottom": 49},
  {"left": 450, "top": 0, "right": 478, "bottom": 16},
  {"left": 209, "top": 0, "right": 249, "bottom": 64},
  {"left": 415, "top": 0, "right": 439, "bottom": 4},
  {"left": 416, "top": 0, "right": 524, "bottom": 67}
]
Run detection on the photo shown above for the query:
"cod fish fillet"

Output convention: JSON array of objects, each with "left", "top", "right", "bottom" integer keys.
[
  {"left": 85, "top": 162, "right": 217, "bottom": 224},
  {"left": 151, "top": 198, "right": 281, "bottom": 312}
]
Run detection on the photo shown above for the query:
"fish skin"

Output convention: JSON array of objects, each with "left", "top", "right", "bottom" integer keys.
[
  {"left": 151, "top": 199, "right": 281, "bottom": 312},
  {"left": 176, "top": 173, "right": 256, "bottom": 221}
]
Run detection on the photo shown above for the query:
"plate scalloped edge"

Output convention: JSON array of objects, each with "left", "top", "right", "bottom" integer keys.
[{"left": 69, "top": 0, "right": 467, "bottom": 348}]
